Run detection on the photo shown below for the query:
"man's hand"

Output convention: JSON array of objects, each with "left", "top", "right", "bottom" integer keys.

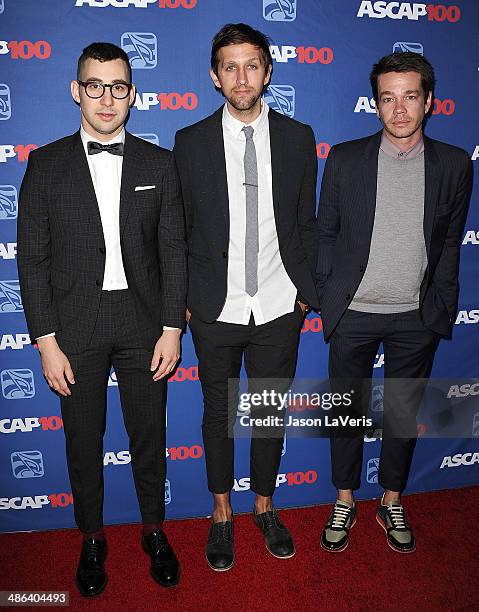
[
  {"left": 150, "top": 329, "right": 181, "bottom": 381},
  {"left": 186, "top": 308, "right": 191, "bottom": 323},
  {"left": 36, "top": 336, "right": 75, "bottom": 397}
]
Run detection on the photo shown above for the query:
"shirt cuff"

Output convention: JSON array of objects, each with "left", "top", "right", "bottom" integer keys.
[
  {"left": 36, "top": 332, "right": 56, "bottom": 340},
  {"left": 163, "top": 326, "right": 181, "bottom": 331}
]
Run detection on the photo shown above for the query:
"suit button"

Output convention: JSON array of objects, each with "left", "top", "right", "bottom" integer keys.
[
  {"left": 99, "top": 247, "right": 105, "bottom": 254},
  {"left": 345, "top": 293, "right": 351, "bottom": 300},
  {"left": 359, "top": 265, "right": 365, "bottom": 272},
  {"left": 96, "top": 280, "right": 101, "bottom": 287},
  {"left": 222, "top": 251, "right": 227, "bottom": 258}
]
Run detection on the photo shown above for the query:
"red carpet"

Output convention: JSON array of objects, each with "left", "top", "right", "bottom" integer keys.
[{"left": 2, "top": 487, "right": 478, "bottom": 611}]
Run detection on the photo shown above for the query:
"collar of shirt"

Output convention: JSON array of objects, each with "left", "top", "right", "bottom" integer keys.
[
  {"left": 380, "top": 130, "right": 424, "bottom": 160},
  {"left": 80, "top": 126, "right": 125, "bottom": 156},
  {"left": 222, "top": 100, "right": 269, "bottom": 140}
]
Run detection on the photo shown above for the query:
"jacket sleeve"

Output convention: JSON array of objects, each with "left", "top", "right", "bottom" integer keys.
[
  {"left": 157, "top": 152, "right": 188, "bottom": 330},
  {"left": 17, "top": 151, "right": 60, "bottom": 340},
  {"left": 431, "top": 153, "right": 473, "bottom": 321},
  {"left": 316, "top": 146, "right": 340, "bottom": 305}
]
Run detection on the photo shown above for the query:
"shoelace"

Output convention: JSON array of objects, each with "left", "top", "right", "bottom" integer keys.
[
  {"left": 146, "top": 531, "right": 170, "bottom": 554},
  {"left": 331, "top": 504, "right": 351, "bottom": 529},
  {"left": 387, "top": 505, "right": 408, "bottom": 530},
  {"left": 212, "top": 521, "right": 232, "bottom": 543},
  {"left": 261, "top": 510, "right": 280, "bottom": 532},
  {"left": 83, "top": 539, "right": 103, "bottom": 562}
]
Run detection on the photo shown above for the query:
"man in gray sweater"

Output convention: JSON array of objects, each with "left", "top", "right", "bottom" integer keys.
[{"left": 316, "top": 52, "right": 473, "bottom": 554}]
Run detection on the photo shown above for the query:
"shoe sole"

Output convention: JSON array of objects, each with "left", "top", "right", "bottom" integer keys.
[
  {"left": 205, "top": 552, "right": 235, "bottom": 572},
  {"left": 265, "top": 543, "right": 296, "bottom": 560},
  {"left": 75, "top": 576, "right": 108, "bottom": 598},
  {"left": 375, "top": 515, "right": 416, "bottom": 554},
  {"left": 320, "top": 517, "right": 356, "bottom": 553}
]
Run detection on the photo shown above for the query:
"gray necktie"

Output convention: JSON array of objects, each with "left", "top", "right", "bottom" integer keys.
[{"left": 243, "top": 125, "right": 258, "bottom": 297}]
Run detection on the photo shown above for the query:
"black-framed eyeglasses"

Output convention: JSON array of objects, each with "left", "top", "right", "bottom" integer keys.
[{"left": 78, "top": 80, "right": 133, "bottom": 99}]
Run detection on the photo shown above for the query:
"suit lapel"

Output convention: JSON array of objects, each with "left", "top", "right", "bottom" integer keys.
[
  {"left": 119, "top": 132, "right": 142, "bottom": 235},
  {"left": 268, "top": 110, "right": 285, "bottom": 231},
  {"left": 70, "top": 131, "right": 103, "bottom": 233},
  {"left": 361, "top": 131, "right": 382, "bottom": 244},
  {"left": 202, "top": 107, "right": 229, "bottom": 228},
  {"left": 423, "top": 136, "right": 440, "bottom": 256}
]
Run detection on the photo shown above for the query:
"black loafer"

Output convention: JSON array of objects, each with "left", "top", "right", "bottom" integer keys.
[
  {"left": 320, "top": 500, "right": 357, "bottom": 553},
  {"left": 376, "top": 495, "right": 416, "bottom": 554},
  {"left": 142, "top": 530, "right": 180, "bottom": 586},
  {"left": 75, "top": 538, "right": 108, "bottom": 598},
  {"left": 253, "top": 508, "right": 295, "bottom": 559},
  {"left": 205, "top": 517, "right": 234, "bottom": 571}
]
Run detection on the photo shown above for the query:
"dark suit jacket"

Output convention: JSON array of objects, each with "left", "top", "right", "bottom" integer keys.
[
  {"left": 17, "top": 131, "right": 187, "bottom": 353},
  {"left": 173, "top": 106, "right": 319, "bottom": 322},
  {"left": 316, "top": 130, "right": 473, "bottom": 341}
]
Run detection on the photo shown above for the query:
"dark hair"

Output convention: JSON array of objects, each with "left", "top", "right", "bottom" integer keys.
[
  {"left": 210, "top": 23, "right": 272, "bottom": 77},
  {"left": 77, "top": 42, "right": 132, "bottom": 83},
  {"left": 370, "top": 51, "right": 435, "bottom": 102}
]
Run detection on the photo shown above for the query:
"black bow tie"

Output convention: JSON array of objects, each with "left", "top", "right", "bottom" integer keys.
[{"left": 87, "top": 141, "right": 124, "bottom": 156}]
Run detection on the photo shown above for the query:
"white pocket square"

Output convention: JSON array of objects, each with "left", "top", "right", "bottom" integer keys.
[{"left": 135, "top": 185, "right": 156, "bottom": 191}]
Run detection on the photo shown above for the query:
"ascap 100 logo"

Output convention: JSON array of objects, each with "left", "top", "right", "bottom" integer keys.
[
  {"left": 301, "top": 316, "right": 323, "bottom": 334},
  {"left": 121, "top": 32, "right": 157, "bottom": 69},
  {"left": 11, "top": 450, "right": 44, "bottom": 478},
  {"left": 354, "top": 96, "right": 455, "bottom": 116},
  {"left": 270, "top": 45, "right": 333, "bottom": 65},
  {"left": 463, "top": 231, "right": 479, "bottom": 245},
  {"left": 134, "top": 92, "right": 198, "bottom": 111},
  {"left": 234, "top": 470, "right": 317, "bottom": 491},
  {"left": 0, "top": 493, "right": 73, "bottom": 510},
  {"left": 0, "top": 333, "right": 31, "bottom": 350},
  {"left": 0, "top": 145, "right": 38, "bottom": 163},
  {"left": 440, "top": 451, "right": 479, "bottom": 469},
  {"left": 0, "top": 242, "right": 16, "bottom": 259},
  {"left": 263, "top": 0, "right": 296, "bottom": 21},
  {"left": 0, "top": 84, "right": 11, "bottom": 120},
  {"left": 0, "top": 280, "right": 22, "bottom": 312},
  {"left": 76, "top": 0, "right": 196, "bottom": 7},
  {"left": 1, "top": 369, "right": 35, "bottom": 399},
  {"left": 264, "top": 86, "right": 295, "bottom": 118},
  {"left": 0, "top": 186, "right": 18, "bottom": 219},
  {"left": 0, "top": 40, "right": 51, "bottom": 59},
  {"left": 357, "top": 2, "right": 461, "bottom": 22},
  {"left": 455, "top": 310, "right": 479, "bottom": 325},
  {"left": 0, "top": 416, "right": 63, "bottom": 434}
]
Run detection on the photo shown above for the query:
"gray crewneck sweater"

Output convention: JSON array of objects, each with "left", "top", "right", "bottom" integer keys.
[{"left": 349, "top": 149, "right": 427, "bottom": 313}]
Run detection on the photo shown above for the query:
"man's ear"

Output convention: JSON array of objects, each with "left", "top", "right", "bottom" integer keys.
[
  {"left": 210, "top": 68, "right": 221, "bottom": 90},
  {"left": 71, "top": 80, "right": 80, "bottom": 104}
]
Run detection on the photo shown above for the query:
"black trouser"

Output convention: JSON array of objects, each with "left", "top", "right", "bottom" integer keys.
[
  {"left": 59, "top": 290, "right": 167, "bottom": 533},
  {"left": 328, "top": 309, "right": 440, "bottom": 493},
  {"left": 189, "top": 304, "right": 304, "bottom": 497}
]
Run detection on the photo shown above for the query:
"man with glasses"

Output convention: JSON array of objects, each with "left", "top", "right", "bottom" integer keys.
[{"left": 17, "top": 42, "right": 186, "bottom": 596}]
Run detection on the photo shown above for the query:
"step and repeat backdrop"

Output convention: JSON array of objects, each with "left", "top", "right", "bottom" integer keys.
[{"left": 0, "top": 0, "right": 478, "bottom": 533}]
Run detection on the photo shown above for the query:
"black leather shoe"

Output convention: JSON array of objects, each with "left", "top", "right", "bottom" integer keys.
[
  {"left": 253, "top": 508, "right": 295, "bottom": 559},
  {"left": 75, "top": 538, "right": 108, "bottom": 598},
  {"left": 205, "top": 517, "right": 234, "bottom": 571},
  {"left": 142, "top": 530, "right": 180, "bottom": 587}
]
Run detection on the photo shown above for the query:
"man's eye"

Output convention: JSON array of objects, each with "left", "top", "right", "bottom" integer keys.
[
  {"left": 406, "top": 96, "right": 417, "bottom": 100},
  {"left": 249, "top": 64, "right": 258, "bottom": 70},
  {"left": 89, "top": 83, "right": 101, "bottom": 89},
  {"left": 225, "top": 65, "right": 236, "bottom": 71}
]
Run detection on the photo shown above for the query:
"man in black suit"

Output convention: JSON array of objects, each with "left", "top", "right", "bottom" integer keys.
[
  {"left": 17, "top": 43, "right": 186, "bottom": 595},
  {"left": 317, "top": 52, "right": 472, "bottom": 554},
  {"left": 174, "top": 23, "right": 318, "bottom": 571}
]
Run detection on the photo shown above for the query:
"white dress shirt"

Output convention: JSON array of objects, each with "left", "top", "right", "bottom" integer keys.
[
  {"left": 217, "top": 101, "right": 297, "bottom": 325},
  {"left": 81, "top": 126, "right": 128, "bottom": 290}
]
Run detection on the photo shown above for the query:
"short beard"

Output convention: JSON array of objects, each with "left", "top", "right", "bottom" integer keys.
[{"left": 227, "top": 92, "right": 261, "bottom": 113}]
